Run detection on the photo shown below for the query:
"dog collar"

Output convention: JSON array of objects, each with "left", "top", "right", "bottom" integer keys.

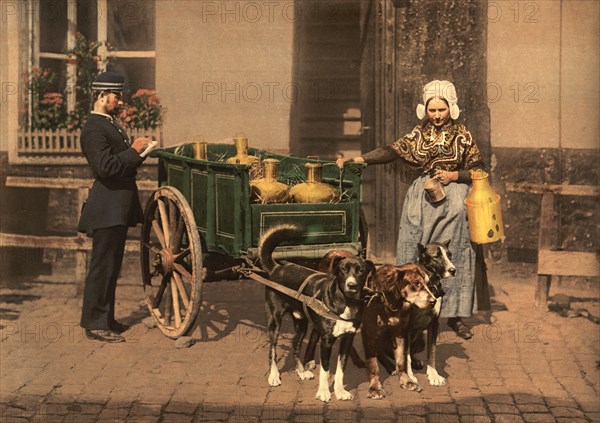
[
  {"left": 419, "top": 263, "right": 446, "bottom": 299},
  {"left": 367, "top": 291, "right": 402, "bottom": 313}
]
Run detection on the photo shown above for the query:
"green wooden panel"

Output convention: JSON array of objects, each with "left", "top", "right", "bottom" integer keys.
[
  {"left": 215, "top": 172, "right": 237, "bottom": 254},
  {"left": 191, "top": 169, "right": 208, "bottom": 231},
  {"left": 250, "top": 202, "right": 356, "bottom": 246},
  {"left": 167, "top": 164, "right": 186, "bottom": 195}
]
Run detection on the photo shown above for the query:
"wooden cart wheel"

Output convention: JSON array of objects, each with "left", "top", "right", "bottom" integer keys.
[{"left": 141, "top": 186, "right": 203, "bottom": 339}]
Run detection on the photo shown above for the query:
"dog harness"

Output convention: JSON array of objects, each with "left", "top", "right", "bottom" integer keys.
[{"left": 242, "top": 269, "right": 342, "bottom": 322}]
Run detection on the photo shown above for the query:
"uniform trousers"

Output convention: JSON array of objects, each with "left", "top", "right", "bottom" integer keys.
[{"left": 80, "top": 225, "right": 129, "bottom": 329}]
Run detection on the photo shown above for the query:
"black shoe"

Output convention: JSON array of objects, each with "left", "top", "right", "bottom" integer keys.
[
  {"left": 109, "top": 320, "right": 130, "bottom": 333},
  {"left": 448, "top": 318, "right": 473, "bottom": 340},
  {"left": 85, "top": 329, "right": 125, "bottom": 343}
]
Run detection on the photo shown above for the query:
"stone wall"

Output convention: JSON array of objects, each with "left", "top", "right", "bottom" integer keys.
[{"left": 493, "top": 147, "right": 599, "bottom": 262}]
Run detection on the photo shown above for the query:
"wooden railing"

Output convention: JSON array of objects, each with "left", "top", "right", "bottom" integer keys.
[
  {"left": 18, "top": 128, "right": 82, "bottom": 154},
  {"left": 14, "top": 127, "right": 162, "bottom": 164},
  {"left": 506, "top": 183, "right": 600, "bottom": 308},
  {"left": 2, "top": 176, "right": 159, "bottom": 295}
]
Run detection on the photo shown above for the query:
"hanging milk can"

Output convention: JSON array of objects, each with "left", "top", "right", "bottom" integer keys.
[
  {"left": 465, "top": 169, "right": 505, "bottom": 243},
  {"left": 226, "top": 133, "right": 260, "bottom": 165},
  {"left": 289, "top": 163, "right": 340, "bottom": 204},
  {"left": 250, "top": 159, "right": 290, "bottom": 204}
]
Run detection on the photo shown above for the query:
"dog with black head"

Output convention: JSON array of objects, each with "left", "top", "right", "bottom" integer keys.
[
  {"left": 259, "top": 225, "right": 375, "bottom": 402},
  {"left": 408, "top": 240, "right": 456, "bottom": 384},
  {"left": 361, "top": 240, "right": 455, "bottom": 398}
]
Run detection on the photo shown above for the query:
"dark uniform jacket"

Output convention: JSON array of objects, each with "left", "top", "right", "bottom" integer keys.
[{"left": 77, "top": 113, "right": 144, "bottom": 233}]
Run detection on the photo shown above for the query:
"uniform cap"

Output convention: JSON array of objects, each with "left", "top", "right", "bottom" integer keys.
[{"left": 92, "top": 71, "right": 125, "bottom": 92}]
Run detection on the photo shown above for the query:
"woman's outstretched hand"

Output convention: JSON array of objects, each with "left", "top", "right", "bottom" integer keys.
[
  {"left": 336, "top": 156, "right": 364, "bottom": 168},
  {"left": 336, "top": 157, "right": 351, "bottom": 168}
]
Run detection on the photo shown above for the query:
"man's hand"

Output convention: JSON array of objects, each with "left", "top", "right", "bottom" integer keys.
[{"left": 132, "top": 137, "right": 152, "bottom": 154}]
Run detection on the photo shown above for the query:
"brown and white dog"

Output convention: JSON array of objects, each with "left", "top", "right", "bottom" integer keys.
[
  {"left": 362, "top": 241, "right": 455, "bottom": 398},
  {"left": 259, "top": 225, "right": 375, "bottom": 402}
]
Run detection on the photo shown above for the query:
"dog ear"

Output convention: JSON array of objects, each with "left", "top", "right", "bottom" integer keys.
[
  {"left": 365, "top": 260, "right": 376, "bottom": 276},
  {"left": 384, "top": 268, "right": 408, "bottom": 288},
  {"left": 417, "top": 243, "right": 426, "bottom": 255},
  {"left": 331, "top": 255, "right": 346, "bottom": 273},
  {"left": 442, "top": 239, "right": 451, "bottom": 249},
  {"left": 364, "top": 260, "right": 376, "bottom": 286},
  {"left": 381, "top": 268, "right": 397, "bottom": 286}
]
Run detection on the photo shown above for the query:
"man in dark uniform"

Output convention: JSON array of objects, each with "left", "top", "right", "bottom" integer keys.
[{"left": 78, "top": 71, "right": 151, "bottom": 343}]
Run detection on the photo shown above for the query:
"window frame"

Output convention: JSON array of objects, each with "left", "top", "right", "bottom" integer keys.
[{"left": 29, "top": 0, "right": 156, "bottom": 119}]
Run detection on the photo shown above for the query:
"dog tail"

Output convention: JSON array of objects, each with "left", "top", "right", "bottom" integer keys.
[{"left": 258, "top": 225, "right": 302, "bottom": 273}]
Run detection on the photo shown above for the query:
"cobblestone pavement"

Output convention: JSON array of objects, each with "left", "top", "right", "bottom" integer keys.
[{"left": 1, "top": 262, "right": 599, "bottom": 423}]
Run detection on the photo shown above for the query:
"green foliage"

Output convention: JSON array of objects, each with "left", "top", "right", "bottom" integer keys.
[
  {"left": 64, "top": 32, "right": 103, "bottom": 117},
  {"left": 119, "top": 89, "right": 164, "bottom": 130}
]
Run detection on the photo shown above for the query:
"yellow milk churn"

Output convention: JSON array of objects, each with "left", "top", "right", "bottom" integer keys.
[
  {"left": 250, "top": 159, "right": 290, "bottom": 204},
  {"left": 289, "top": 163, "right": 340, "bottom": 203},
  {"left": 465, "top": 169, "right": 504, "bottom": 243},
  {"left": 226, "top": 133, "right": 260, "bottom": 165}
]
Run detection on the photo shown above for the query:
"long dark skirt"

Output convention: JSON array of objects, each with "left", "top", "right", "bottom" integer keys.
[{"left": 396, "top": 175, "right": 477, "bottom": 318}]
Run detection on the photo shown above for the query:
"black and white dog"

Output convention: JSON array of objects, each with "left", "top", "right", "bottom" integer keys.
[
  {"left": 377, "top": 240, "right": 456, "bottom": 388},
  {"left": 259, "top": 225, "right": 375, "bottom": 402}
]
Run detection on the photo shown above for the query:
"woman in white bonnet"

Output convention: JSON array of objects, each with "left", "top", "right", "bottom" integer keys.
[{"left": 338, "top": 80, "right": 484, "bottom": 339}]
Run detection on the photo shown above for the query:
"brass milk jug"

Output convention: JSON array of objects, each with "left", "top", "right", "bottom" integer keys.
[
  {"left": 192, "top": 136, "right": 207, "bottom": 160},
  {"left": 465, "top": 169, "right": 505, "bottom": 243},
  {"left": 290, "top": 163, "right": 340, "bottom": 203},
  {"left": 225, "top": 133, "right": 260, "bottom": 165},
  {"left": 250, "top": 159, "right": 290, "bottom": 204}
]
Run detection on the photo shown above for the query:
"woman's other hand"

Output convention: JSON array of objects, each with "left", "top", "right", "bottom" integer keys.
[{"left": 435, "top": 169, "right": 458, "bottom": 185}]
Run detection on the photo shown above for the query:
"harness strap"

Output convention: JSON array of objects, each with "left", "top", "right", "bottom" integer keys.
[
  {"left": 296, "top": 273, "right": 324, "bottom": 300},
  {"left": 243, "top": 270, "right": 341, "bottom": 321}
]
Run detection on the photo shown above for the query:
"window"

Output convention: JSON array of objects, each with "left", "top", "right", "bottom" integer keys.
[{"left": 26, "top": 0, "right": 156, "bottom": 125}]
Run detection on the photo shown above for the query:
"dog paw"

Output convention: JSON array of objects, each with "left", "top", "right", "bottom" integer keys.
[
  {"left": 409, "top": 371, "right": 419, "bottom": 382},
  {"left": 315, "top": 388, "right": 332, "bottom": 402},
  {"left": 297, "top": 369, "right": 315, "bottom": 380},
  {"left": 268, "top": 372, "right": 282, "bottom": 387},
  {"left": 335, "top": 388, "right": 354, "bottom": 401},
  {"left": 305, "top": 360, "right": 316, "bottom": 371},
  {"left": 400, "top": 374, "right": 423, "bottom": 392},
  {"left": 426, "top": 366, "right": 446, "bottom": 386},
  {"left": 367, "top": 387, "right": 386, "bottom": 399},
  {"left": 402, "top": 381, "right": 423, "bottom": 392},
  {"left": 411, "top": 357, "right": 424, "bottom": 370}
]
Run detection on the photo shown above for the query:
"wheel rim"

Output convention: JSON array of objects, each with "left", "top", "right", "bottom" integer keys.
[
  {"left": 141, "top": 186, "right": 203, "bottom": 339},
  {"left": 359, "top": 206, "right": 369, "bottom": 257}
]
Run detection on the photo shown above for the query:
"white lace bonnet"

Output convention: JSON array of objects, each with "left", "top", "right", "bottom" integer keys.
[{"left": 416, "top": 80, "right": 460, "bottom": 120}]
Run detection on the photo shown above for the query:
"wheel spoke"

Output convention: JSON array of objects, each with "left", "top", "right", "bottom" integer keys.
[
  {"left": 173, "top": 263, "right": 193, "bottom": 282},
  {"left": 171, "top": 217, "right": 185, "bottom": 253},
  {"left": 164, "top": 286, "right": 172, "bottom": 326},
  {"left": 143, "top": 242, "right": 162, "bottom": 255},
  {"left": 151, "top": 219, "right": 167, "bottom": 249},
  {"left": 170, "top": 276, "right": 182, "bottom": 328},
  {"left": 172, "top": 271, "right": 190, "bottom": 309},
  {"left": 168, "top": 199, "right": 177, "bottom": 247},
  {"left": 152, "top": 275, "right": 169, "bottom": 308},
  {"left": 158, "top": 198, "right": 171, "bottom": 248},
  {"left": 173, "top": 248, "right": 191, "bottom": 262}
]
